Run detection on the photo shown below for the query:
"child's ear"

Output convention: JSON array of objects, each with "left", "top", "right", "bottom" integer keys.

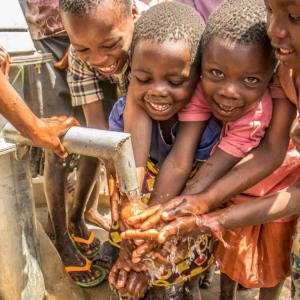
[{"left": 131, "top": 3, "right": 139, "bottom": 22}]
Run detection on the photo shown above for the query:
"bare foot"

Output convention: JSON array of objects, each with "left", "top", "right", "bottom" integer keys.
[{"left": 84, "top": 209, "right": 111, "bottom": 231}]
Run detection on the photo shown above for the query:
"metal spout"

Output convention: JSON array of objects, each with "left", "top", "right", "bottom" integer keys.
[{"left": 3, "top": 124, "right": 138, "bottom": 193}]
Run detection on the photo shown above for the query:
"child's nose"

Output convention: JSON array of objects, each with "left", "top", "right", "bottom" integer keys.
[
  {"left": 267, "top": 14, "right": 288, "bottom": 40},
  {"left": 218, "top": 83, "right": 239, "bottom": 99},
  {"left": 148, "top": 85, "right": 168, "bottom": 97}
]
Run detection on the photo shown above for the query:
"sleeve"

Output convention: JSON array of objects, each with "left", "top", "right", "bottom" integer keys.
[
  {"left": 108, "top": 96, "right": 126, "bottom": 132},
  {"left": 218, "top": 91, "right": 273, "bottom": 158},
  {"left": 178, "top": 83, "right": 212, "bottom": 121},
  {"left": 67, "top": 46, "right": 105, "bottom": 107}
]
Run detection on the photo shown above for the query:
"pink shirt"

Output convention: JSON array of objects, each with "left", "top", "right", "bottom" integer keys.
[
  {"left": 179, "top": 84, "right": 273, "bottom": 158},
  {"left": 178, "top": 0, "right": 223, "bottom": 21}
]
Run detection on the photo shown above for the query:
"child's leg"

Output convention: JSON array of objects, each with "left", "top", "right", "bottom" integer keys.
[
  {"left": 84, "top": 179, "right": 111, "bottom": 231},
  {"left": 200, "top": 264, "right": 216, "bottom": 289},
  {"left": 68, "top": 156, "right": 101, "bottom": 256},
  {"left": 259, "top": 281, "right": 284, "bottom": 300},
  {"left": 44, "top": 150, "right": 100, "bottom": 282},
  {"left": 220, "top": 273, "right": 238, "bottom": 300},
  {"left": 145, "top": 284, "right": 185, "bottom": 300},
  {"left": 184, "top": 275, "right": 202, "bottom": 300}
]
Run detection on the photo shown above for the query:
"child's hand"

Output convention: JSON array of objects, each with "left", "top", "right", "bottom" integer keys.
[
  {"left": 0, "top": 46, "right": 10, "bottom": 78},
  {"left": 32, "top": 116, "right": 79, "bottom": 158},
  {"left": 119, "top": 194, "right": 147, "bottom": 230},
  {"left": 126, "top": 194, "right": 211, "bottom": 231},
  {"left": 110, "top": 268, "right": 149, "bottom": 299}
]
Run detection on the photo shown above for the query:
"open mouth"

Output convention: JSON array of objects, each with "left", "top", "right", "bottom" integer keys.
[
  {"left": 217, "top": 103, "right": 236, "bottom": 113},
  {"left": 274, "top": 46, "right": 296, "bottom": 62},
  {"left": 148, "top": 102, "right": 171, "bottom": 112},
  {"left": 96, "top": 61, "right": 119, "bottom": 75}
]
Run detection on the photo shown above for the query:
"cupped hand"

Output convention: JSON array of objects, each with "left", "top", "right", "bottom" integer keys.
[{"left": 126, "top": 194, "right": 210, "bottom": 231}]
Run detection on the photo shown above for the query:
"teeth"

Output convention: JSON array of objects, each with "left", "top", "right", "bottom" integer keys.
[
  {"left": 219, "top": 104, "right": 235, "bottom": 112},
  {"left": 98, "top": 63, "right": 117, "bottom": 73},
  {"left": 149, "top": 102, "right": 170, "bottom": 112},
  {"left": 279, "top": 48, "right": 293, "bottom": 54}
]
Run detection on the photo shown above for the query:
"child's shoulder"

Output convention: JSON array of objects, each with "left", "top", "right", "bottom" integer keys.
[{"left": 270, "top": 63, "right": 297, "bottom": 105}]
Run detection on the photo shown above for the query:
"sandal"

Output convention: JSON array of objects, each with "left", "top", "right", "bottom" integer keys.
[
  {"left": 71, "top": 231, "right": 101, "bottom": 259},
  {"left": 92, "top": 241, "right": 120, "bottom": 271},
  {"left": 65, "top": 258, "right": 107, "bottom": 288}
]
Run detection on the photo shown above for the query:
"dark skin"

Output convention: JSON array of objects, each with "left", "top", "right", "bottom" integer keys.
[
  {"left": 113, "top": 39, "right": 202, "bottom": 298},
  {"left": 132, "top": 0, "right": 300, "bottom": 256},
  {"left": 41, "top": 0, "right": 138, "bottom": 284},
  {"left": 124, "top": 37, "right": 289, "bottom": 300},
  {"left": 126, "top": 37, "right": 275, "bottom": 243}
]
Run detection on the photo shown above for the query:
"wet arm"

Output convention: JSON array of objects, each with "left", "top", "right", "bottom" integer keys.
[{"left": 150, "top": 121, "right": 206, "bottom": 205}]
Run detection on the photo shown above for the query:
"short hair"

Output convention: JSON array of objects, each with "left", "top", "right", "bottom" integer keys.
[
  {"left": 202, "top": 0, "right": 270, "bottom": 51},
  {"left": 131, "top": 2, "right": 205, "bottom": 68},
  {"left": 59, "top": 0, "right": 131, "bottom": 17}
]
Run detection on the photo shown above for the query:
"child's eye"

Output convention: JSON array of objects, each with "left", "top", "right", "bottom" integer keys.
[
  {"left": 244, "top": 77, "right": 260, "bottom": 85},
  {"left": 135, "top": 76, "right": 151, "bottom": 84},
  {"left": 102, "top": 40, "right": 120, "bottom": 49},
  {"left": 211, "top": 69, "right": 224, "bottom": 78},
  {"left": 168, "top": 80, "right": 185, "bottom": 87},
  {"left": 288, "top": 13, "right": 300, "bottom": 23}
]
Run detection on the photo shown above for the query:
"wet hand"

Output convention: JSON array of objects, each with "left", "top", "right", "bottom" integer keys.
[
  {"left": 32, "top": 116, "right": 79, "bottom": 158},
  {"left": 127, "top": 195, "right": 210, "bottom": 231}
]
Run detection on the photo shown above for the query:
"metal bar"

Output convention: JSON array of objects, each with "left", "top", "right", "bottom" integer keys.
[{"left": 3, "top": 124, "right": 139, "bottom": 194}]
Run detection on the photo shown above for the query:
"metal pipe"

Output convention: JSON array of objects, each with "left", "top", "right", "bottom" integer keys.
[{"left": 3, "top": 124, "right": 138, "bottom": 193}]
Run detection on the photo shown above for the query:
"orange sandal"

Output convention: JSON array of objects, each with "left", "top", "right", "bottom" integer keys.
[
  {"left": 65, "top": 258, "right": 107, "bottom": 288},
  {"left": 71, "top": 231, "right": 101, "bottom": 259}
]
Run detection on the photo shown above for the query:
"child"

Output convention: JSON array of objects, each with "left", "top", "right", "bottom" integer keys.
[
  {"left": 136, "top": 0, "right": 300, "bottom": 299},
  {"left": 108, "top": 2, "right": 221, "bottom": 299},
  {"left": 34, "top": 0, "right": 146, "bottom": 287},
  {"left": 123, "top": 0, "right": 300, "bottom": 299}
]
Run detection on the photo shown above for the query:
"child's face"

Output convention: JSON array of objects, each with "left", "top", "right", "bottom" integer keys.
[
  {"left": 265, "top": 0, "right": 300, "bottom": 72},
  {"left": 129, "top": 40, "right": 197, "bottom": 121},
  {"left": 201, "top": 38, "right": 274, "bottom": 122},
  {"left": 61, "top": 1, "right": 135, "bottom": 76}
]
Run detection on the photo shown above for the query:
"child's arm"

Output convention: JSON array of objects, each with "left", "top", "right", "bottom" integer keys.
[
  {"left": 149, "top": 121, "right": 207, "bottom": 205},
  {"left": 0, "top": 69, "right": 79, "bottom": 157},
  {"left": 126, "top": 97, "right": 295, "bottom": 229},
  {"left": 160, "top": 96, "right": 296, "bottom": 217},
  {"left": 124, "top": 83, "right": 152, "bottom": 188}
]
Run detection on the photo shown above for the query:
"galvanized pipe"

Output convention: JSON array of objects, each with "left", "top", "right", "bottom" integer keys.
[{"left": 3, "top": 124, "right": 139, "bottom": 193}]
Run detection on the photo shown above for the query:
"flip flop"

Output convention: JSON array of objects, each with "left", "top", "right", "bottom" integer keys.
[
  {"left": 65, "top": 258, "right": 107, "bottom": 288},
  {"left": 71, "top": 231, "right": 101, "bottom": 259}
]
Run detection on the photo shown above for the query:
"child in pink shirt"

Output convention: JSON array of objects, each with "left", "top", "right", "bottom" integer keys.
[{"left": 179, "top": 85, "right": 272, "bottom": 158}]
